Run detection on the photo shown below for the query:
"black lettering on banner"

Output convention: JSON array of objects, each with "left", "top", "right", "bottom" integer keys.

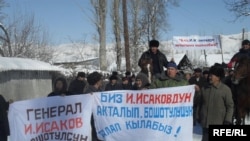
[{"left": 209, "top": 125, "right": 250, "bottom": 141}]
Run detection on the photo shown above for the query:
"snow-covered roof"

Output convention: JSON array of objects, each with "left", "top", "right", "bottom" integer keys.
[{"left": 0, "top": 57, "right": 64, "bottom": 72}]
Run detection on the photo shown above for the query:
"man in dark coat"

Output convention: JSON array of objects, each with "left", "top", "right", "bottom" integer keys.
[
  {"left": 104, "top": 75, "right": 122, "bottom": 91},
  {"left": 227, "top": 39, "right": 250, "bottom": 68},
  {"left": 0, "top": 95, "right": 10, "bottom": 141},
  {"left": 189, "top": 68, "right": 208, "bottom": 89},
  {"left": 138, "top": 39, "right": 168, "bottom": 79},
  {"left": 68, "top": 72, "right": 88, "bottom": 94},
  {"left": 83, "top": 71, "right": 103, "bottom": 141}
]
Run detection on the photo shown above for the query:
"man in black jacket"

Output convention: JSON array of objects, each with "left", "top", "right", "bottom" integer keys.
[
  {"left": 138, "top": 39, "right": 168, "bottom": 79},
  {"left": 68, "top": 72, "right": 88, "bottom": 94},
  {"left": 227, "top": 39, "right": 250, "bottom": 68}
]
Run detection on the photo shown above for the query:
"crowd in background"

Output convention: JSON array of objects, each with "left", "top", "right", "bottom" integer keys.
[{"left": 0, "top": 39, "right": 249, "bottom": 141}]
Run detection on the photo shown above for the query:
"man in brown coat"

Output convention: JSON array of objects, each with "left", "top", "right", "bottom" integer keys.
[{"left": 198, "top": 63, "right": 234, "bottom": 141}]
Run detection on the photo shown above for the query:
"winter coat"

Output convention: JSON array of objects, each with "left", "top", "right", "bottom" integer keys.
[
  {"left": 0, "top": 95, "right": 10, "bottom": 140},
  {"left": 227, "top": 48, "right": 250, "bottom": 68},
  {"left": 82, "top": 85, "right": 103, "bottom": 141},
  {"left": 104, "top": 82, "right": 123, "bottom": 91},
  {"left": 132, "top": 72, "right": 150, "bottom": 90},
  {"left": 189, "top": 76, "right": 208, "bottom": 89},
  {"left": 83, "top": 85, "right": 102, "bottom": 94},
  {"left": 150, "top": 71, "right": 188, "bottom": 88},
  {"left": 198, "top": 82, "right": 234, "bottom": 128},
  {"left": 122, "top": 83, "right": 133, "bottom": 90},
  {"left": 48, "top": 77, "right": 71, "bottom": 97},
  {"left": 68, "top": 79, "right": 87, "bottom": 94},
  {"left": 138, "top": 49, "right": 168, "bottom": 76}
]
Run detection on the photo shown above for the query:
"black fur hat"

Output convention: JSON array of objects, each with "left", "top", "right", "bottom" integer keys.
[
  {"left": 77, "top": 72, "right": 86, "bottom": 77},
  {"left": 209, "top": 64, "right": 225, "bottom": 79},
  {"left": 87, "top": 71, "right": 102, "bottom": 85},
  {"left": 149, "top": 39, "right": 159, "bottom": 48},
  {"left": 194, "top": 68, "right": 202, "bottom": 73},
  {"left": 125, "top": 71, "right": 131, "bottom": 76},
  {"left": 109, "top": 75, "right": 118, "bottom": 81},
  {"left": 242, "top": 39, "right": 250, "bottom": 46},
  {"left": 112, "top": 71, "right": 118, "bottom": 76}
]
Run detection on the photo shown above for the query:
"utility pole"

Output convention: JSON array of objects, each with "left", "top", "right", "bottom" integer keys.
[
  {"left": 219, "top": 35, "right": 224, "bottom": 63},
  {"left": 204, "top": 50, "right": 207, "bottom": 67},
  {"left": 242, "top": 28, "right": 245, "bottom": 40}
]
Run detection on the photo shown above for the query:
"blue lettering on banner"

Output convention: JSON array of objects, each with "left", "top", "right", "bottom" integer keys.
[
  {"left": 98, "top": 123, "right": 121, "bottom": 138},
  {"left": 101, "top": 93, "right": 123, "bottom": 103},
  {"left": 97, "top": 106, "right": 140, "bottom": 118},
  {"left": 144, "top": 106, "right": 192, "bottom": 118},
  {"left": 125, "top": 120, "right": 173, "bottom": 135}
]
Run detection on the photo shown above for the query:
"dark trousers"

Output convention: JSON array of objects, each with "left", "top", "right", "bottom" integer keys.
[
  {"left": 202, "top": 128, "right": 209, "bottom": 141},
  {"left": 0, "top": 134, "right": 8, "bottom": 141}
]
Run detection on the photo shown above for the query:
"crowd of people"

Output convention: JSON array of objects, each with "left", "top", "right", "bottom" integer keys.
[{"left": 0, "top": 39, "right": 249, "bottom": 141}]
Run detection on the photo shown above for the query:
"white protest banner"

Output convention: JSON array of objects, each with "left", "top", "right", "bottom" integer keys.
[
  {"left": 173, "top": 35, "right": 221, "bottom": 50},
  {"left": 8, "top": 94, "right": 93, "bottom": 141},
  {"left": 92, "top": 85, "right": 195, "bottom": 141}
]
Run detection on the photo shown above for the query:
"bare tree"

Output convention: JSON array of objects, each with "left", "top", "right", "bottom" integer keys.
[
  {"left": 122, "top": 0, "right": 131, "bottom": 72},
  {"left": 111, "top": 0, "right": 122, "bottom": 71},
  {"left": 126, "top": 0, "right": 178, "bottom": 72},
  {"left": 129, "top": 0, "right": 143, "bottom": 72},
  {"left": 0, "top": 23, "right": 11, "bottom": 56},
  {"left": 0, "top": 10, "right": 53, "bottom": 62},
  {"left": 224, "top": 0, "right": 250, "bottom": 21},
  {"left": 90, "top": 0, "right": 107, "bottom": 71},
  {"left": 141, "top": 0, "right": 179, "bottom": 41}
]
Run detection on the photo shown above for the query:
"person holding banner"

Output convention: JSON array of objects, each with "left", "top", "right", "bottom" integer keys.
[
  {"left": 198, "top": 63, "right": 234, "bottom": 141},
  {"left": 149, "top": 61, "right": 189, "bottom": 88},
  {"left": 84, "top": 71, "right": 103, "bottom": 141},
  {"left": 0, "top": 94, "right": 10, "bottom": 141},
  {"left": 132, "top": 72, "right": 150, "bottom": 90},
  {"left": 138, "top": 39, "right": 168, "bottom": 79},
  {"left": 48, "top": 76, "right": 71, "bottom": 97}
]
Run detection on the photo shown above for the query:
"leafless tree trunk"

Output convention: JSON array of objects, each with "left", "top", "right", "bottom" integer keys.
[
  {"left": 0, "top": 12, "right": 53, "bottom": 62},
  {"left": 111, "top": 0, "right": 122, "bottom": 71},
  {"left": 142, "top": 0, "right": 178, "bottom": 40},
  {"left": 122, "top": 0, "right": 131, "bottom": 72},
  {"left": 129, "top": 0, "right": 142, "bottom": 72},
  {"left": 91, "top": 0, "right": 107, "bottom": 71},
  {"left": 224, "top": 0, "right": 250, "bottom": 21},
  {"left": 0, "top": 23, "right": 11, "bottom": 56}
]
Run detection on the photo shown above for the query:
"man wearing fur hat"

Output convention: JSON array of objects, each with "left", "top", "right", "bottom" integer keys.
[
  {"left": 228, "top": 39, "right": 250, "bottom": 68},
  {"left": 198, "top": 63, "right": 234, "bottom": 141},
  {"left": 104, "top": 75, "right": 122, "bottom": 91},
  {"left": 68, "top": 72, "right": 88, "bottom": 95},
  {"left": 138, "top": 39, "right": 168, "bottom": 79}
]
